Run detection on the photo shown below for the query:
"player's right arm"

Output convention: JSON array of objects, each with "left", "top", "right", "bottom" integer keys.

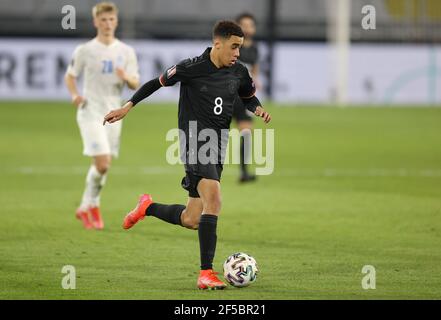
[
  {"left": 64, "top": 45, "right": 86, "bottom": 108},
  {"left": 64, "top": 74, "right": 85, "bottom": 108},
  {"left": 102, "top": 77, "right": 162, "bottom": 124},
  {"left": 103, "top": 60, "right": 191, "bottom": 125}
]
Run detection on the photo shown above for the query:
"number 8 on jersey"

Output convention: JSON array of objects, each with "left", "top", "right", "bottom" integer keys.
[{"left": 214, "top": 97, "right": 223, "bottom": 115}]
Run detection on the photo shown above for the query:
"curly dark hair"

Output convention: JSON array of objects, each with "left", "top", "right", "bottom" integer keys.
[{"left": 212, "top": 20, "right": 244, "bottom": 39}]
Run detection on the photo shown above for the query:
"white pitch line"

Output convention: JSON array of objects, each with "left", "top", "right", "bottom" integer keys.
[{"left": 3, "top": 166, "right": 441, "bottom": 177}]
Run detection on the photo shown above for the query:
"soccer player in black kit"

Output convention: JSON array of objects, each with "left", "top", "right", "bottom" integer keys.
[
  {"left": 234, "top": 13, "right": 261, "bottom": 183},
  {"left": 103, "top": 20, "right": 271, "bottom": 290}
]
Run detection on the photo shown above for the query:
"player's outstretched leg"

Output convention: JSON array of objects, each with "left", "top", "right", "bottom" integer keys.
[
  {"left": 196, "top": 179, "right": 226, "bottom": 290},
  {"left": 123, "top": 194, "right": 153, "bottom": 229},
  {"left": 123, "top": 194, "right": 188, "bottom": 229}
]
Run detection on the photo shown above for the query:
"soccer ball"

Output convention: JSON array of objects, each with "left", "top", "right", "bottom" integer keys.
[{"left": 223, "top": 252, "right": 259, "bottom": 287}]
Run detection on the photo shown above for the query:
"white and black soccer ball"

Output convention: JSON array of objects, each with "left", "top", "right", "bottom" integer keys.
[{"left": 223, "top": 252, "right": 259, "bottom": 287}]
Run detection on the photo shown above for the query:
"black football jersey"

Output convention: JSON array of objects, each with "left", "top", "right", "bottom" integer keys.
[
  {"left": 160, "top": 47, "right": 256, "bottom": 134},
  {"left": 159, "top": 47, "right": 256, "bottom": 164}
]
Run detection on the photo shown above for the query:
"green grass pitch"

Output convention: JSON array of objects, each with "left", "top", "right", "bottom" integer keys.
[{"left": 0, "top": 101, "right": 440, "bottom": 299}]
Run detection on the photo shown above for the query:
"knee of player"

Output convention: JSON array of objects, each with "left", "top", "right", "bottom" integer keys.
[
  {"left": 182, "top": 215, "right": 199, "bottom": 230},
  {"left": 204, "top": 197, "right": 222, "bottom": 214},
  {"left": 96, "top": 163, "right": 111, "bottom": 175},
  {"left": 189, "top": 222, "right": 199, "bottom": 230}
]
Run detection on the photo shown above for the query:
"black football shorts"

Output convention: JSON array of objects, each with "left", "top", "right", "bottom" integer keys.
[{"left": 181, "top": 163, "right": 223, "bottom": 198}]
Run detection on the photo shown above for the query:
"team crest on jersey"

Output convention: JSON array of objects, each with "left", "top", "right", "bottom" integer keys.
[{"left": 166, "top": 65, "right": 177, "bottom": 79}]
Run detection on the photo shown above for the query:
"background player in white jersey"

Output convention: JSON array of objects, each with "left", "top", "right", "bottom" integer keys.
[{"left": 64, "top": 2, "right": 140, "bottom": 230}]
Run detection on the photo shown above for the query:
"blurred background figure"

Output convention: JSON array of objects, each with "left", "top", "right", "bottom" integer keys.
[
  {"left": 233, "top": 12, "right": 260, "bottom": 183},
  {"left": 65, "top": 2, "right": 139, "bottom": 230}
]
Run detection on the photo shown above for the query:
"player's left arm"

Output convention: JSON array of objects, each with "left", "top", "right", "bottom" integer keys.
[
  {"left": 238, "top": 65, "right": 271, "bottom": 124},
  {"left": 241, "top": 95, "right": 271, "bottom": 124}
]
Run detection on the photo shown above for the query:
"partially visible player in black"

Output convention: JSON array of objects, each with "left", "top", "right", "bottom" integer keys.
[
  {"left": 103, "top": 20, "right": 271, "bottom": 290},
  {"left": 234, "top": 13, "right": 261, "bottom": 183}
]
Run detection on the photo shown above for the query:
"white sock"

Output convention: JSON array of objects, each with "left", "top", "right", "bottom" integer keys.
[{"left": 79, "top": 165, "right": 106, "bottom": 210}]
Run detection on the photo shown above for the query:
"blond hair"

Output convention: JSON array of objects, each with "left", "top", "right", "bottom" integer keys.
[{"left": 92, "top": 2, "right": 118, "bottom": 18}]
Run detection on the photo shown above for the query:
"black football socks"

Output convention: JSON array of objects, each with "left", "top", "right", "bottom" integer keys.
[
  {"left": 198, "top": 214, "right": 218, "bottom": 270},
  {"left": 240, "top": 135, "right": 247, "bottom": 176},
  {"left": 145, "top": 206, "right": 219, "bottom": 270},
  {"left": 146, "top": 203, "right": 185, "bottom": 226}
]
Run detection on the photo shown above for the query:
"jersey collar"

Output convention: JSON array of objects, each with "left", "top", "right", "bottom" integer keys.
[{"left": 204, "top": 47, "right": 229, "bottom": 72}]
